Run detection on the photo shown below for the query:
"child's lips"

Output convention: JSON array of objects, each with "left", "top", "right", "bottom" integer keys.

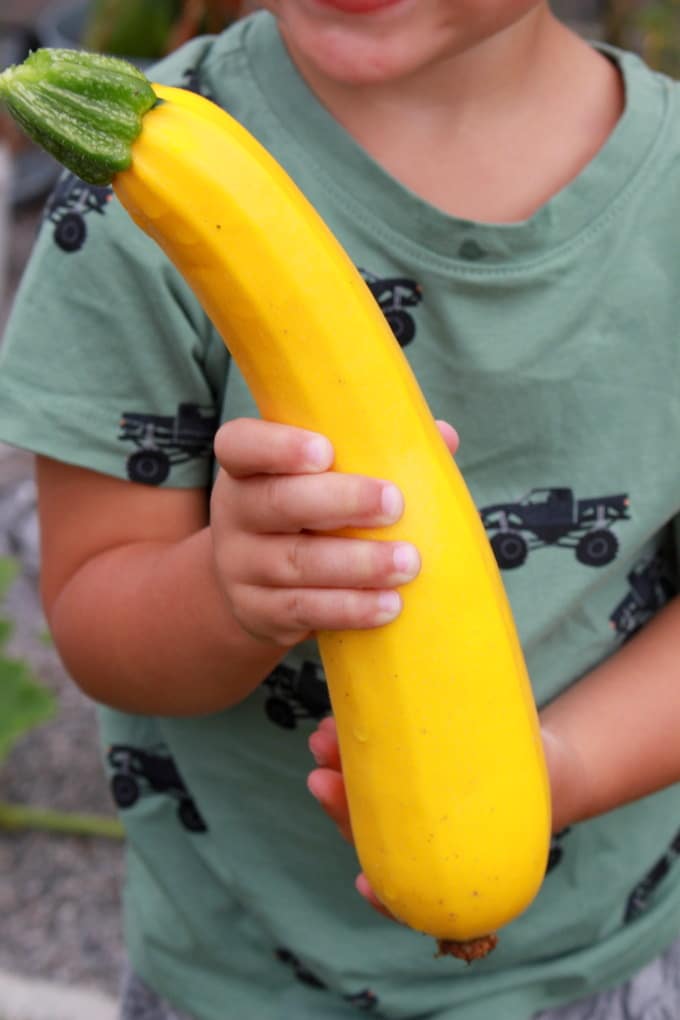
[{"left": 313, "top": 0, "right": 404, "bottom": 14}]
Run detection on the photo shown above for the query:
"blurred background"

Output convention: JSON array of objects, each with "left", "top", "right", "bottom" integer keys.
[{"left": 0, "top": 1, "right": 677, "bottom": 1018}]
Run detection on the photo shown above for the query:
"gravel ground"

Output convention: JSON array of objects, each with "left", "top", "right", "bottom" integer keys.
[
  {"left": 1, "top": 2, "right": 125, "bottom": 991},
  {"left": 0, "top": 199, "right": 125, "bottom": 997},
  {"left": 0, "top": 554, "right": 125, "bottom": 997}
]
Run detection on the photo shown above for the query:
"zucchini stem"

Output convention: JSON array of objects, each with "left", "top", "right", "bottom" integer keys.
[
  {"left": 0, "top": 48, "right": 157, "bottom": 186},
  {"left": 0, "top": 65, "right": 15, "bottom": 99}
]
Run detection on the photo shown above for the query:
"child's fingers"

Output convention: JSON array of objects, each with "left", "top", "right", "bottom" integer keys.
[
  {"left": 435, "top": 419, "right": 459, "bottom": 455},
  {"left": 230, "top": 472, "right": 404, "bottom": 534},
  {"left": 308, "top": 725, "right": 401, "bottom": 924},
  {"left": 232, "top": 584, "right": 404, "bottom": 645},
  {"left": 316, "top": 715, "right": 337, "bottom": 736},
  {"left": 309, "top": 716, "right": 341, "bottom": 770},
  {"left": 355, "top": 873, "right": 398, "bottom": 921},
  {"left": 214, "top": 418, "right": 334, "bottom": 478},
  {"left": 226, "top": 533, "right": 420, "bottom": 590},
  {"left": 214, "top": 416, "right": 458, "bottom": 484},
  {"left": 307, "top": 767, "right": 353, "bottom": 841}
]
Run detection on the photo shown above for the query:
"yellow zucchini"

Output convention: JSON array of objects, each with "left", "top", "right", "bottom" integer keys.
[{"left": 0, "top": 50, "right": 551, "bottom": 957}]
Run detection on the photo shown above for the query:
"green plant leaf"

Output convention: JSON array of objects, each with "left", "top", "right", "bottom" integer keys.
[
  {"left": 83, "top": 0, "right": 183, "bottom": 59},
  {"left": 0, "top": 617, "right": 13, "bottom": 650},
  {"left": 0, "top": 557, "right": 18, "bottom": 602},
  {"left": 0, "top": 551, "right": 119, "bottom": 842},
  {"left": 0, "top": 657, "right": 56, "bottom": 764},
  {"left": 39, "top": 627, "right": 54, "bottom": 646},
  {"left": 0, "top": 557, "right": 55, "bottom": 764}
]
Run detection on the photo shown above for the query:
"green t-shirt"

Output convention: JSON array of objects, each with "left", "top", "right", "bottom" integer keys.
[{"left": 1, "top": 13, "right": 680, "bottom": 1019}]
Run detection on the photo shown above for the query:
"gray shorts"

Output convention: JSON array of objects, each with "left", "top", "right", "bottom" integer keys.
[
  {"left": 120, "top": 967, "right": 195, "bottom": 1020},
  {"left": 120, "top": 935, "right": 680, "bottom": 1020},
  {"left": 534, "top": 932, "right": 680, "bottom": 1020}
]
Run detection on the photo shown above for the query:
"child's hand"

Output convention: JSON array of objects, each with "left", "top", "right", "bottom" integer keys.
[
  {"left": 210, "top": 417, "right": 458, "bottom": 648},
  {"left": 308, "top": 716, "right": 398, "bottom": 920},
  {"left": 308, "top": 715, "right": 572, "bottom": 920}
]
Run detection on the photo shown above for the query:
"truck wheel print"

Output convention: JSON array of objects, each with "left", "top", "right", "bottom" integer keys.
[
  {"left": 490, "top": 531, "right": 528, "bottom": 570},
  {"left": 126, "top": 449, "right": 171, "bottom": 486},
  {"left": 54, "top": 211, "right": 87, "bottom": 252},
  {"left": 575, "top": 528, "right": 618, "bottom": 567},
  {"left": 262, "top": 661, "right": 330, "bottom": 729},
  {"left": 44, "top": 174, "right": 114, "bottom": 252},
  {"left": 265, "top": 696, "right": 296, "bottom": 730},
  {"left": 107, "top": 743, "right": 208, "bottom": 833},
  {"left": 111, "top": 772, "right": 140, "bottom": 808},
  {"left": 360, "top": 270, "right": 423, "bottom": 348},
  {"left": 609, "top": 555, "right": 677, "bottom": 641},
  {"left": 385, "top": 309, "right": 416, "bottom": 346},
  {"left": 119, "top": 403, "right": 218, "bottom": 486}
]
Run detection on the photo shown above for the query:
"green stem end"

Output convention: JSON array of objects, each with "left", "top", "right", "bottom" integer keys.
[{"left": 0, "top": 48, "right": 157, "bottom": 186}]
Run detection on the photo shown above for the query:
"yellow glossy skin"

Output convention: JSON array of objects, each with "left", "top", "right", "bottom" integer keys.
[{"left": 114, "top": 84, "right": 552, "bottom": 943}]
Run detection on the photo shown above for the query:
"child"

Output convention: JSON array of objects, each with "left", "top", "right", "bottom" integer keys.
[{"left": 1, "top": 1, "right": 680, "bottom": 1017}]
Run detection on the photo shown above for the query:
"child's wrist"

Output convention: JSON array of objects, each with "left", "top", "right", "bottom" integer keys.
[{"left": 540, "top": 719, "right": 591, "bottom": 834}]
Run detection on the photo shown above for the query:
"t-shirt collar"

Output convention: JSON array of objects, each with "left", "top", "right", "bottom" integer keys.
[{"left": 240, "top": 12, "right": 670, "bottom": 267}]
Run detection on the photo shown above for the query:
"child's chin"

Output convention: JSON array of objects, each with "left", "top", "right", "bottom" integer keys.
[{"left": 280, "top": 24, "right": 424, "bottom": 87}]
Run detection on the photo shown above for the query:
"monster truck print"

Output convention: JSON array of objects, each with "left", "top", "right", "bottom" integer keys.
[
  {"left": 44, "top": 173, "right": 113, "bottom": 252},
  {"left": 275, "top": 948, "right": 378, "bottom": 1010},
  {"left": 263, "top": 661, "right": 330, "bottom": 729},
  {"left": 610, "top": 556, "right": 676, "bottom": 641},
  {"left": 107, "top": 744, "right": 207, "bottom": 832},
  {"left": 360, "top": 271, "right": 422, "bottom": 347},
  {"left": 119, "top": 402, "right": 218, "bottom": 485},
  {"left": 624, "top": 828, "right": 680, "bottom": 923},
  {"left": 480, "top": 487, "right": 630, "bottom": 570}
]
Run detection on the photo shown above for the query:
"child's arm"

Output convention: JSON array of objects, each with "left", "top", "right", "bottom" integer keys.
[
  {"left": 37, "top": 454, "right": 282, "bottom": 716},
  {"left": 308, "top": 598, "right": 680, "bottom": 911},
  {"left": 540, "top": 596, "right": 680, "bottom": 832},
  {"left": 37, "top": 417, "right": 444, "bottom": 716}
]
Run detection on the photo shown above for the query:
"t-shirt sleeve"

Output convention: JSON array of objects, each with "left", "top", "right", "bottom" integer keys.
[{"left": 0, "top": 172, "right": 225, "bottom": 488}]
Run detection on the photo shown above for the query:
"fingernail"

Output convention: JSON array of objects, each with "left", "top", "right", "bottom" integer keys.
[
  {"left": 392, "top": 543, "right": 420, "bottom": 581},
  {"left": 304, "top": 435, "right": 332, "bottom": 470},
  {"left": 375, "top": 591, "right": 401, "bottom": 624},
  {"left": 307, "top": 771, "right": 325, "bottom": 800},
  {"left": 380, "top": 484, "right": 403, "bottom": 522}
]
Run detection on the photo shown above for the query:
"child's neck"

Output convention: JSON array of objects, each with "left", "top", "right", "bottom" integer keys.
[{"left": 296, "top": 14, "right": 624, "bottom": 224}]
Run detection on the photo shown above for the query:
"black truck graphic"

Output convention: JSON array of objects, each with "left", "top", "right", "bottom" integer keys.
[
  {"left": 624, "top": 827, "right": 680, "bottom": 923},
  {"left": 44, "top": 173, "right": 113, "bottom": 252},
  {"left": 360, "top": 271, "right": 423, "bottom": 347},
  {"left": 119, "top": 402, "right": 218, "bottom": 485},
  {"left": 610, "top": 556, "right": 676, "bottom": 641},
  {"left": 480, "top": 487, "right": 630, "bottom": 570},
  {"left": 275, "top": 949, "right": 378, "bottom": 1011},
  {"left": 107, "top": 744, "right": 207, "bottom": 832},
  {"left": 180, "top": 64, "right": 215, "bottom": 98},
  {"left": 263, "top": 661, "right": 330, "bottom": 729},
  {"left": 546, "top": 827, "right": 572, "bottom": 873}
]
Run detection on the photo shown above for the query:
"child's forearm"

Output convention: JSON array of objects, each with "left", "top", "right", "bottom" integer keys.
[
  {"left": 540, "top": 595, "right": 680, "bottom": 833},
  {"left": 48, "top": 527, "right": 286, "bottom": 716}
]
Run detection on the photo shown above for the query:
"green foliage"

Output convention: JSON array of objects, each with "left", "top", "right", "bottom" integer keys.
[
  {"left": 602, "top": 0, "right": 680, "bottom": 76},
  {"left": 635, "top": 0, "right": 680, "bottom": 76},
  {"left": 0, "top": 557, "right": 55, "bottom": 766},
  {"left": 83, "top": 0, "right": 184, "bottom": 59},
  {"left": 0, "top": 554, "right": 123, "bottom": 838},
  {"left": 81, "top": 0, "right": 241, "bottom": 60}
]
